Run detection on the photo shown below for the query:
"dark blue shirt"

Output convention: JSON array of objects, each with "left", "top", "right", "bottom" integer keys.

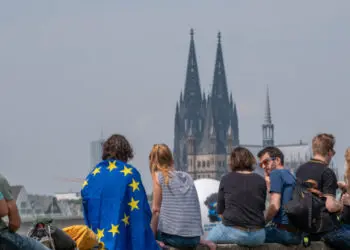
[{"left": 269, "top": 169, "right": 295, "bottom": 225}]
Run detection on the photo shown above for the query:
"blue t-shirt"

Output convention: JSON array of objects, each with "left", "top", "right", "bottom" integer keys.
[
  {"left": 269, "top": 169, "right": 296, "bottom": 225},
  {"left": 0, "top": 192, "right": 3, "bottom": 200}
]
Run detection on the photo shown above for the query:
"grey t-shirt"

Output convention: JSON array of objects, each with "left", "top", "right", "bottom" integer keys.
[{"left": 0, "top": 174, "right": 13, "bottom": 230}]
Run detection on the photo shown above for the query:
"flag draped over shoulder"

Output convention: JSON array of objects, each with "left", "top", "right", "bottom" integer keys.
[{"left": 81, "top": 160, "right": 159, "bottom": 250}]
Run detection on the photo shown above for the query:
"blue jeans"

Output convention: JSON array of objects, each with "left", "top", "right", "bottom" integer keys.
[
  {"left": 157, "top": 231, "right": 200, "bottom": 248},
  {"left": 322, "top": 226, "right": 350, "bottom": 250},
  {"left": 0, "top": 230, "right": 50, "bottom": 250},
  {"left": 265, "top": 226, "right": 301, "bottom": 245},
  {"left": 206, "top": 223, "right": 265, "bottom": 246}
]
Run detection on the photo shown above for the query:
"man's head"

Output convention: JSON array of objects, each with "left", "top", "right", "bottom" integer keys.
[
  {"left": 257, "top": 146, "right": 284, "bottom": 176},
  {"left": 312, "top": 133, "right": 336, "bottom": 164},
  {"left": 102, "top": 134, "right": 134, "bottom": 163}
]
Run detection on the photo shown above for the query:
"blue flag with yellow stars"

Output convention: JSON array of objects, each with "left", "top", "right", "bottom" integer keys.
[{"left": 81, "top": 159, "right": 160, "bottom": 250}]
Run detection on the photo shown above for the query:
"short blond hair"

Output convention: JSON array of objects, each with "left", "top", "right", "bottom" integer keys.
[{"left": 312, "top": 133, "right": 335, "bottom": 157}]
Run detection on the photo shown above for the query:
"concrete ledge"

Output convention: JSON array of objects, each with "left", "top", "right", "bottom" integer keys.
[{"left": 169, "top": 242, "right": 333, "bottom": 250}]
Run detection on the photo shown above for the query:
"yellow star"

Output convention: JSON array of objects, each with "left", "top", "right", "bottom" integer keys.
[
  {"left": 107, "top": 160, "right": 117, "bottom": 172},
  {"left": 92, "top": 167, "right": 101, "bottom": 176},
  {"left": 96, "top": 228, "right": 104, "bottom": 242},
  {"left": 129, "top": 178, "right": 140, "bottom": 192},
  {"left": 128, "top": 197, "right": 139, "bottom": 211},
  {"left": 108, "top": 224, "right": 120, "bottom": 237},
  {"left": 82, "top": 180, "right": 88, "bottom": 188},
  {"left": 120, "top": 166, "right": 133, "bottom": 176},
  {"left": 122, "top": 213, "right": 130, "bottom": 226}
]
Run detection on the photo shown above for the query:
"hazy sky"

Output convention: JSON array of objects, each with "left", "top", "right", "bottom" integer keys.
[{"left": 1, "top": 1, "right": 350, "bottom": 195}]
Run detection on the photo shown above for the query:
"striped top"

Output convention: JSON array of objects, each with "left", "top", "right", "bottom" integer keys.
[{"left": 157, "top": 171, "right": 203, "bottom": 237}]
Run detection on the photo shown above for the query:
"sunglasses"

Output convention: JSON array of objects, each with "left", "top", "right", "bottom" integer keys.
[{"left": 259, "top": 157, "right": 275, "bottom": 168}]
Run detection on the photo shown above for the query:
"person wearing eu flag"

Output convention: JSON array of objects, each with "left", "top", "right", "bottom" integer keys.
[{"left": 81, "top": 134, "right": 160, "bottom": 250}]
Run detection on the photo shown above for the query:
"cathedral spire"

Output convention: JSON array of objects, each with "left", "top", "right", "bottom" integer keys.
[
  {"left": 262, "top": 86, "right": 274, "bottom": 147},
  {"left": 232, "top": 103, "right": 239, "bottom": 145},
  {"left": 184, "top": 28, "right": 202, "bottom": 106},
  {"left": 265, "top": 85, "right": 272, "bottom": 124},
  {"left": 211, "top": 31, "right": 229, "bottom": 103}
]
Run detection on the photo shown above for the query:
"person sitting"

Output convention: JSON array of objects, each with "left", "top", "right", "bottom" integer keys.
[
  {"left": 338, "top": 147, "right": 350, "bottom": 229},
  {"left": 258, "top": 146, "right": 301, "bottom": 245},
  {"left": 81, "top": 134, "right": 160, "bottom": 250},
  {"left": 0, "top": 174, "right": 51, "bottom": 250},
  {"left": 206, "top": 147, "right": 266, "bottom": 246},
  {"left": 296, "top": 133, "right": 350, "bottom": 249},
  {"left": 149, "top": 143, "right": 216, "bottom": 250}
]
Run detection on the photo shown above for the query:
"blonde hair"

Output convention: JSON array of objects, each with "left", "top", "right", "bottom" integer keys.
[
  {"left": 149, "top": 144, "right": 174, "bottom": 185},
  {"left": 345, "top": 148, "right": 350, "bottom": 185}
]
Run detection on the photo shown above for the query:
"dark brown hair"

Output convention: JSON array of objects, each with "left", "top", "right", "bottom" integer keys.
[
  {"left": 102, "top": 134, "right": 134, "bottom": 162},
  {"left": 229, "top": 147, "right": 256, "bottom": 172},
  {"left": 257, "top": 146, "right": 285, "bottom": 165}
]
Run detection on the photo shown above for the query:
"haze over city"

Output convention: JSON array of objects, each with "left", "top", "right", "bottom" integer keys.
[{"left": 1, "top": 1, "right": 349, "bottom": 195}]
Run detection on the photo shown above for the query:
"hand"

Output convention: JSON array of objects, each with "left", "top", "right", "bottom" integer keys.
[
  {"left": 157, "top": 240, "right": 165, "bottom": 248},
  {"left": 265, "top": 175, "right": 271, "bottom": 192},
  {"left": 338, "top": 181, "right": 347, "bottom": 191},
  {"left": 8, "top": 219, "right": 20, "bottom": 232},
  {"left": 342, "top": 193, "right": 350, "bottom": 206}
]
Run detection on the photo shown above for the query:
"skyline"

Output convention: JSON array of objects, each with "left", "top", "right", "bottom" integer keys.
[{"left": 1, "top": 1, "right": 349, "bottom": 195}]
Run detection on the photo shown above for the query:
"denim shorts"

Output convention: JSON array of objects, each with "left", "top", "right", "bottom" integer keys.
[
  {"left": 206, "top": 223, "right": 265, "bottom": 246},
  {"left": 0, "top": 229, "right": 51, "bottom": 250},
  {"left": 157, "top": 231, "right": 200, "bottom": 248}
]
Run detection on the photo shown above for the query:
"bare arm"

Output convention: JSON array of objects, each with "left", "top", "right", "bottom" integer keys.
[
  {"left": 150, "top": 173, "right": 162, "bottom": 237},
  {"left": 325, "top": 195, "right": 342, "bottom": 213},
  {"left": 0, "top": 193, "right": 8, "bottom": 217},
  {"left": 265, "top": 193, "right": 281, "bottom": 223},
  {"left": 7, "top": 200, "right": 21, "bottom": 232}
]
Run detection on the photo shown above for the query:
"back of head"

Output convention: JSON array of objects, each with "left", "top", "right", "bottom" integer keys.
[
  {"left": 312, "top": 133, "right": 335, "bottom": 158},
  {"left": 149, "top": 144, "right": 174, "bottom": 185},
  {"left": 102, "top": 134, "right": 134, "bottom": 163},
  {"left": 345, "top": 148, "right": 350, "bottom": 183},
  {"left": 230, "top": 147, "right": 256, "bottom": 172}
]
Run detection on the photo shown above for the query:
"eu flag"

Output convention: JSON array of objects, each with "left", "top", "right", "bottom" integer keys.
[{"left": 81, "top": 160, "right": 160, "bottom": 250}]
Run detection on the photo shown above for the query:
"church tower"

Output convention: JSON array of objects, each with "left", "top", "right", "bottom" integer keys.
[
  {"left": 174, "top": 30, "right": 240, "bottom": 180},
  {"left": 262, "top": 86, "right": 274, "bottom": 147},
  {"left": 173, "top": 29, "right": 203, "bottom": 172}
]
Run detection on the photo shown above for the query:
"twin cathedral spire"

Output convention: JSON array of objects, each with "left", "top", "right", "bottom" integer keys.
[
  {"left": 173, "top": 29, "right": 239, "bottom": 171},
  {"left": 173, "top": 29, "right": 274, "bottom": 173}
]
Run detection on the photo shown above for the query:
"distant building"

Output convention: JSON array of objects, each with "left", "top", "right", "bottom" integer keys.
[
  {"left": 90, "top": 136, "right": 105, "bottom": 170},
  {"left": 10, "top": 185, "right": 35, "bottom": 218},
  {"left": 55, "top": 192, "right": 81, "bottom": 201},
  {"left": 173, "top": 30, "right": 321, "bottom": 180}
]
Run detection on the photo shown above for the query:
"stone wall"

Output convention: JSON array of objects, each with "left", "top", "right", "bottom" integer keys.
[{"left": 169, "top": 242, "right": 333, "bottom": 250}]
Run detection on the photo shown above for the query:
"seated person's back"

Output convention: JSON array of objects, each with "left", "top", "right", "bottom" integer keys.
[
  {"left": 219, "top": 171, "right": 266, "bottom": 228},
  {"left": 156, "top": 171, "right": 203, "bottom": 237},
  {"left": 81, "top": 134, "right": 159, "bottom": 250},
  {"left": 149, "top": 144, "right": 208, "bottom": 249},
  {"left": 296, "top": 159, "right": 339, "bottom": 233},
  {"left": 206, "top": 147, "right": 266, "bottom": 247}
]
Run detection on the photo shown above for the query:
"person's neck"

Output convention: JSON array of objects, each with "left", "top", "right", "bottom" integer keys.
[
  {"left": 236, "top": 170, "right": 252, "bottom": 174},
  {"left": 313, "top": 155, "right": 328, "bottom": 164},
  {"left": 276, "top": 165, "right": 284, "bottom": 170}
]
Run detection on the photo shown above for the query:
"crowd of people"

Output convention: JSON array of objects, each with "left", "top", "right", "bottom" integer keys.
[{"left": 1, "top": 133, "right": 350, "bottom": 250}]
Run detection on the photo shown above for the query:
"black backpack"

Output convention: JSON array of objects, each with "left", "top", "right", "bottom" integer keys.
[{"left": 284, "top": 178, "right": 335, "bottom": 235}]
